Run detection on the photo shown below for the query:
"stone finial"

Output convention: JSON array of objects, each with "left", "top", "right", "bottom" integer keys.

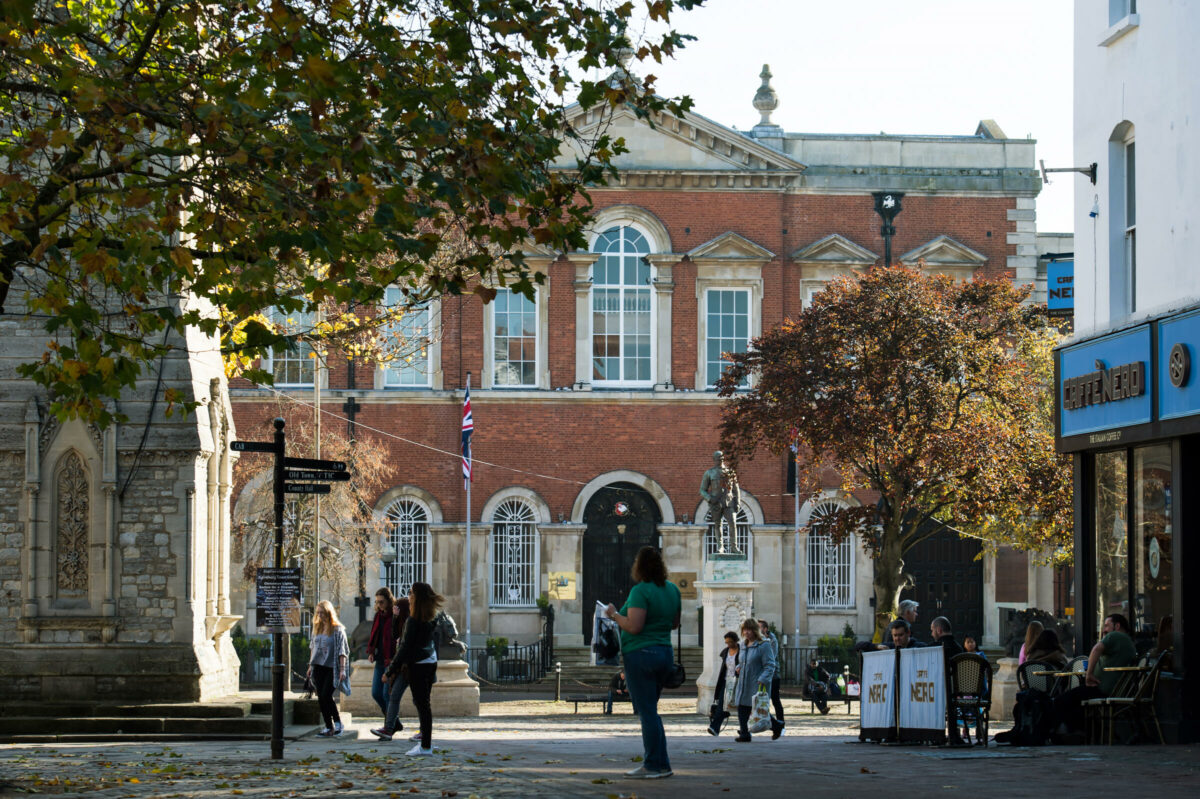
[
  {"left": 753, "top": 64, "right": 779, "bottom": 126},
  {"left": 606, "top": 38, "right": 638, "bottom": 89}
]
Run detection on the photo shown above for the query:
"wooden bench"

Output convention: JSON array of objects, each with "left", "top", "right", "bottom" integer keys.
[{"left": 564, "top": 693, "right": 607, "bottom": 713}]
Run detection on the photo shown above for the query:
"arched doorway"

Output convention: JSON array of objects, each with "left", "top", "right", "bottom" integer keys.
[{"left": 581, "top": 482, "right": 662, "bottom": 642}]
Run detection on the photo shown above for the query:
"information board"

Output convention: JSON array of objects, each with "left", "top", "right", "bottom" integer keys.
[
  {"left": 897, "top": 645, "right": 947, "bottom": 743},
  {"left": 858, "top": 649, "right": 897, "bottom": 741},
  {"left": 255, "top": 567, "right": 303, "bottom": 633}
]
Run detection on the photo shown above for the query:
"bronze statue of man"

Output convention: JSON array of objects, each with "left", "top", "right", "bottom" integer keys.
[{"left": 700, "top": 450, "right": 741, "bottom": 553}]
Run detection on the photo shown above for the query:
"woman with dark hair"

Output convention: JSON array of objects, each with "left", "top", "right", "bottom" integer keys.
[
  {"left": 384, "top": 582, "right": 443, "bottom": 755},
  {"left": 1025, "top": 629, "right": 1069, "bottom": 670},
  {"left": 368, "top": 588, "right": 397, "bottom": 717},
  {"left": 707, "top": 631, "right": 740, "bottom": 735},
  {"left": 372, "top": 595, "right": 411, "bottom": 741},
  {"left": 605, "top": 545, "right": 681, "bottom": 780}
]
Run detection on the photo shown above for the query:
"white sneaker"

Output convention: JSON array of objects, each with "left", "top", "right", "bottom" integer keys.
[
  {"left": 334, "top": 721, "right": 344, "bottom": 735},
  {"left": 406, "top": 744, "right": 432, "bottom": 756}
]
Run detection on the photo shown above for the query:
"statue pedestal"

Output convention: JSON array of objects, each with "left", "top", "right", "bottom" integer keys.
[
  {"left": 342, "top": 658, "right": 480, "bottom": 718},
  {"left": 991, "top": 657, "right": 1018, "bottom": 723},
  {"left": 694, "top": 576, "right": 757, "bottom": 714}
]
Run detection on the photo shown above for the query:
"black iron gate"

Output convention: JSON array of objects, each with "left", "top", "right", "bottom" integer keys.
[
  {"left": 899, "top": 525, "right": 984, "bottom": 638},
  {"left": 581, "top": 482, "right": 661, "bottom": 643}
]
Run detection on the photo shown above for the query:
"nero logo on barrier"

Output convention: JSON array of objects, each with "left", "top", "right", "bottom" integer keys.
[{"left": 868, "top": 683, "right": 888, "bottom": 703}]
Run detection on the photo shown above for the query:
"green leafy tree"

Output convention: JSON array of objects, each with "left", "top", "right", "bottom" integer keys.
[
  {"left": 0, "top": 0, "right": 702, "bottom": 424},
  {"left": 717, "top": 265, "right": 1072, "bottom": 641}
]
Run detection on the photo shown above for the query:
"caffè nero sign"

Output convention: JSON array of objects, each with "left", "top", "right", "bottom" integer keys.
[{"left": 1061, "top": 359, "right": 1146, "bottom": 411}]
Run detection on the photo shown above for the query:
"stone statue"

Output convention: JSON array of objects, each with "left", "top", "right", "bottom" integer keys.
[{"left": 700, "top": 450, "right": 741, "bottom": 553}]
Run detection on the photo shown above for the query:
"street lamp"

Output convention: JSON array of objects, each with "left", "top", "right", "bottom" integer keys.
[{"left": 872, "top": 192, "right": 904, "bottom": 267}]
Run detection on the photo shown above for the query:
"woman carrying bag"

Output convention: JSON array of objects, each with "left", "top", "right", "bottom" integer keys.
[
  {"left": 385, "top": 582, "right": 442, "bottom": 756},
  {"left": 605, "top": 545, "right": 681, "bottom": 781},
  {"left": 708, "top": 631, "right": 740, "bottom": 735},
  {"left": 734, "top": 617, "right": 784, "bottom": 742}
]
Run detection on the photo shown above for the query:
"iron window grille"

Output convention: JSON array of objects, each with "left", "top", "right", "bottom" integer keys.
[
  {"left": 806, "top": 501, "right": 854, "bottom": 608},
  {"left": 490, "top": 499, "right": 539, "bottom": 607},
  {"left": 383, "top": 498, "right": 429, "bottom": 598}
]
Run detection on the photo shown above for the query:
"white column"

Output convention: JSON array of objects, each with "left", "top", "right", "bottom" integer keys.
[{"left": 694, "top": 580, "right": 757, "bottom": 713}]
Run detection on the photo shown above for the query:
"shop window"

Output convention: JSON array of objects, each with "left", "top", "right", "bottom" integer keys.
[
  {"left": 1133, "top": 444, "right": 1173, "bottom": 639},
  {"left": 1094, "top": 450, "right": 1129, "bottom": 624}
]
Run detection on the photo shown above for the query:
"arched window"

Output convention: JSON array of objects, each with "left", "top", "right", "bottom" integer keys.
[
  {"left": 704, "top": 505, "right": 752, "bottom": 562},
  {"left": 490, "top": 499, "right": 538, "bottom": 607},
  {"left": 55, "top": 451, "right": 89, "bottom": 598},
  {"left": 592, "top": 226, "right": 652, "bottom": 385},
  {"left": 383, "top": 498, "right": 429, "bottom": 598},
  {"left": 806, "top": 500, "right": 854, "bottom": 608}
]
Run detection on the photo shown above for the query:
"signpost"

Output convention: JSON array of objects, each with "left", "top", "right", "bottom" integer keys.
[{"left": 232, "top": 421, "right": 352, "bottom": 760}]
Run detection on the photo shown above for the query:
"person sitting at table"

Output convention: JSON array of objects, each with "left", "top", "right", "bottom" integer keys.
[
  {"left": 606, "top": 670, "right": 630, "bottom": 715},
  {"left": 889, "top": 619, "right": 925, "bottom": 649},
  {"left": 1053, "top": 613, "right": 1136, "bottom": 736},
  {"left": 930, "top": 616, "right": 963, "bottom": 658},
  {"left": 1024, "top": 629, "right": 1069, "bottom": 671}
]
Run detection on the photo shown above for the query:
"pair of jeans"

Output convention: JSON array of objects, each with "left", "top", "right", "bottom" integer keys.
[
  {"left": 371, "top": 659, "right": 391, "bottom": 717},
  {"left": 310, "top": 664, "right": 341, "bottom": 730},
  {"left": 622, "top": 644, "right": 673, "bottom": 773},
  {"left": 382, "top": 670, "right": 410, "bottom": 733},
  {"left": 407, "top": 662, "right": 438, "bottom": 749}
]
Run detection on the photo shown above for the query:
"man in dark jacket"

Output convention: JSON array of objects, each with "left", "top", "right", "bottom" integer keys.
[
  {"left": 930, "top": 616, "right": 963, "bottom": 657},
  {"left": 889, "top": 619, "right": 926, "bottom": 648}
]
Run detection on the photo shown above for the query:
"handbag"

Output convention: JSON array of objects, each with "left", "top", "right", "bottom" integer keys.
[
  {"left": 724, "top": 674, "right": 739, "bottom": 712},
  {"left": 336, "top": 666, "right": 352, "bottom": 696},
  {"left": 747, "top": 685, "right": 773, "bottom": 734},
  {"left": 663, "top": 624, "right": 686, "bottom": 689}
]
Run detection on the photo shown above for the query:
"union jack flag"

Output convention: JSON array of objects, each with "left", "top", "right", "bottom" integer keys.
[{"left": 461, "top": 381, "right": 473, "bottom": 486}]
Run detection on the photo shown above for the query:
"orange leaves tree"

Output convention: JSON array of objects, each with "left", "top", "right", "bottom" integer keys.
[
  {"left": 0, "top": 0, "right": 703, "bottom": 424},
  {"left": 717, "top": 265, "right": 1071, "bottom": 640}
]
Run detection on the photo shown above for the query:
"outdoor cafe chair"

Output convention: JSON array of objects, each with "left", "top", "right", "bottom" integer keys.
[
  {"left": 948, "top": 653, "right": 993, "bottom": 746},
  {"left": 1017, "top": 661, "right": 1057, "bottom": 695},
  {"left": 1065, "top": 655, "right": 1088, "bottom": 690},
  {"left": 1082, "top": 652, "right": 1167, "bottom": 745}
]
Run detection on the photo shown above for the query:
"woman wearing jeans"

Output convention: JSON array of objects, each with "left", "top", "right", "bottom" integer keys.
[
  {"left": 372, "top": 596, "right": 411, "bottom": 741},
  {"left": 384, "top": 582, "right": 442, "bottom": 756},
  {"left": 367, "top": 588, "right": 398, "bottom": 717},
  {"left": 306, "top": 600, "right": 350, "bottom": 737},
  {"left": 605, "top": 546, "right": 681, "bottom": 781}
]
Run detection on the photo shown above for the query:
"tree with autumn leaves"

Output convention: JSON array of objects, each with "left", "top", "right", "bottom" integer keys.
[
  {"left": 717, "top": 265, "right": 1072, "bottom": 641},
  {"left": 0, "top": 0, "right": 702, "bottom": 425}
]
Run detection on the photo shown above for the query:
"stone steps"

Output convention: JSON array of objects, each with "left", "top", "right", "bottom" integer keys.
[{"left": 0, "top": 701, "right": 252, "bottom": 719}]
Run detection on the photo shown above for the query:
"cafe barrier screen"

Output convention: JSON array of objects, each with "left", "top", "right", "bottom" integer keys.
[
  {"left": 859, "top": 649, "right": 897, "bottom": 741},
  {"left": 897, "top": 645, "right": 947, "bottom": 744}
]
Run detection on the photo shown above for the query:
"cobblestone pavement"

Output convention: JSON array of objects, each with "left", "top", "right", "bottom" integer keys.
[{"left": 2, "top": 699, "right": 1199, "bottom": 798}]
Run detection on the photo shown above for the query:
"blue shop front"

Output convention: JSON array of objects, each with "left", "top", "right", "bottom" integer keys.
[{"left": 1055, "top": 304, "right": 1200, "bottom": 741}]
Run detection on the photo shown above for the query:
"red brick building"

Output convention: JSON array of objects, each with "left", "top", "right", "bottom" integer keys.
[{"left": 231, "top": 69, "right": 1051, "bottom": 652}]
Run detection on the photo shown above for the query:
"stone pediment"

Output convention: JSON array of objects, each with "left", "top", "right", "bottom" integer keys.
[
  {"left": 557, "top": 104, "right": 804, "bottom": 188},
  {"left": 901, "top": 236, "right": 988, "bottom": 268},
  {"left": 791, "top": 234, "right": 879, "bottom": 267},
  {"left": 687, "top": 232, "right": 775, "bottom": 263}
]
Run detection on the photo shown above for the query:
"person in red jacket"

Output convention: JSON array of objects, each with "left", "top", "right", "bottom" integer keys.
[{"left": 367, "top": 588, "right": 399, "bottom": 717}]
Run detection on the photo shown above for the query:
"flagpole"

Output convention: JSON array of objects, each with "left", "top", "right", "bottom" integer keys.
[{"left": 464, "top": 373, "right": 472, "bottom": 650}]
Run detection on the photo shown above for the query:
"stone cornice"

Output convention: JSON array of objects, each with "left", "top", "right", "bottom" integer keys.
[{"left": 230, "top": 387, "right": 733, "bottom": 405}]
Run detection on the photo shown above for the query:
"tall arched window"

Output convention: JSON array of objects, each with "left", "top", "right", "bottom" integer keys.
[
  {"left": 383, "top": 498, "right": 429, "bottom": 598},
  {"left": 704, "top": 506, "right": 753, "bottom": 562},
  {"left": 806, "top": 500, "right": 854, "bottom": 608},
  {"left": 592, "top": 226, "right": 652, "bottom": 385},
  {"left": 490, "top": 499, "right": 538, "bottom": 606}
]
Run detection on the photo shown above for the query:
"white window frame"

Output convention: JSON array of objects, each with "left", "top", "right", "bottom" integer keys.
[
  {"left": 804, "top": 498, "right": 856, "bottom": 609},
  {"left": 380, "top": 497, "right": 431, "bottom": 599},
  {"left": 1123, "top": 139, "right": 1136, "bottom": 314},
  {"left": 590, "top": 225, "right": 655, "bottom": 387},
  {"left": 487, "top": 288, "right": 542, "bottom": 389},
  {"left": 703, "top": 505, "right": 753, "bottom": 564},
  {"left": 264, "top": 307, "right": 316, "bottom": 387},
  {"left": 489, "top": 499, "right": 540, "bottom": 607},
  {"left": 380, "top": 287, "right": 435, "bottom": 388},
  {"left": 703, "top": 287, "right": 752, "bottom": 388}
]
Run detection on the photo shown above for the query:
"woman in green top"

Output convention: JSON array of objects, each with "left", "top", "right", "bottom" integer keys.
[{"left": 605, "top": 545, "right": 681, "bottom": 781}]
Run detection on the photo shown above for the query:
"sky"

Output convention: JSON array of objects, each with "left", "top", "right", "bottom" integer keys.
[{"left": 628, "top": 0, "right": 1075, "bottom": 232}]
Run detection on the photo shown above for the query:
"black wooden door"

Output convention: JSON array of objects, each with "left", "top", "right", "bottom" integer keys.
[
  {"left": 900, "top": 527, "right": 984, "bottom": 640},
  {"left": 581, "top": 482, "right": 661, "bottom": 643}
]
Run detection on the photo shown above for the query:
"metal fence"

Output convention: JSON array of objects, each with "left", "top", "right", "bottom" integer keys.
[
  {"left": 465, "top": 639, "right": 552, "bottom": 684},
  {"left": 234, "top": 634, "right": 310, "bottom": 689}
]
